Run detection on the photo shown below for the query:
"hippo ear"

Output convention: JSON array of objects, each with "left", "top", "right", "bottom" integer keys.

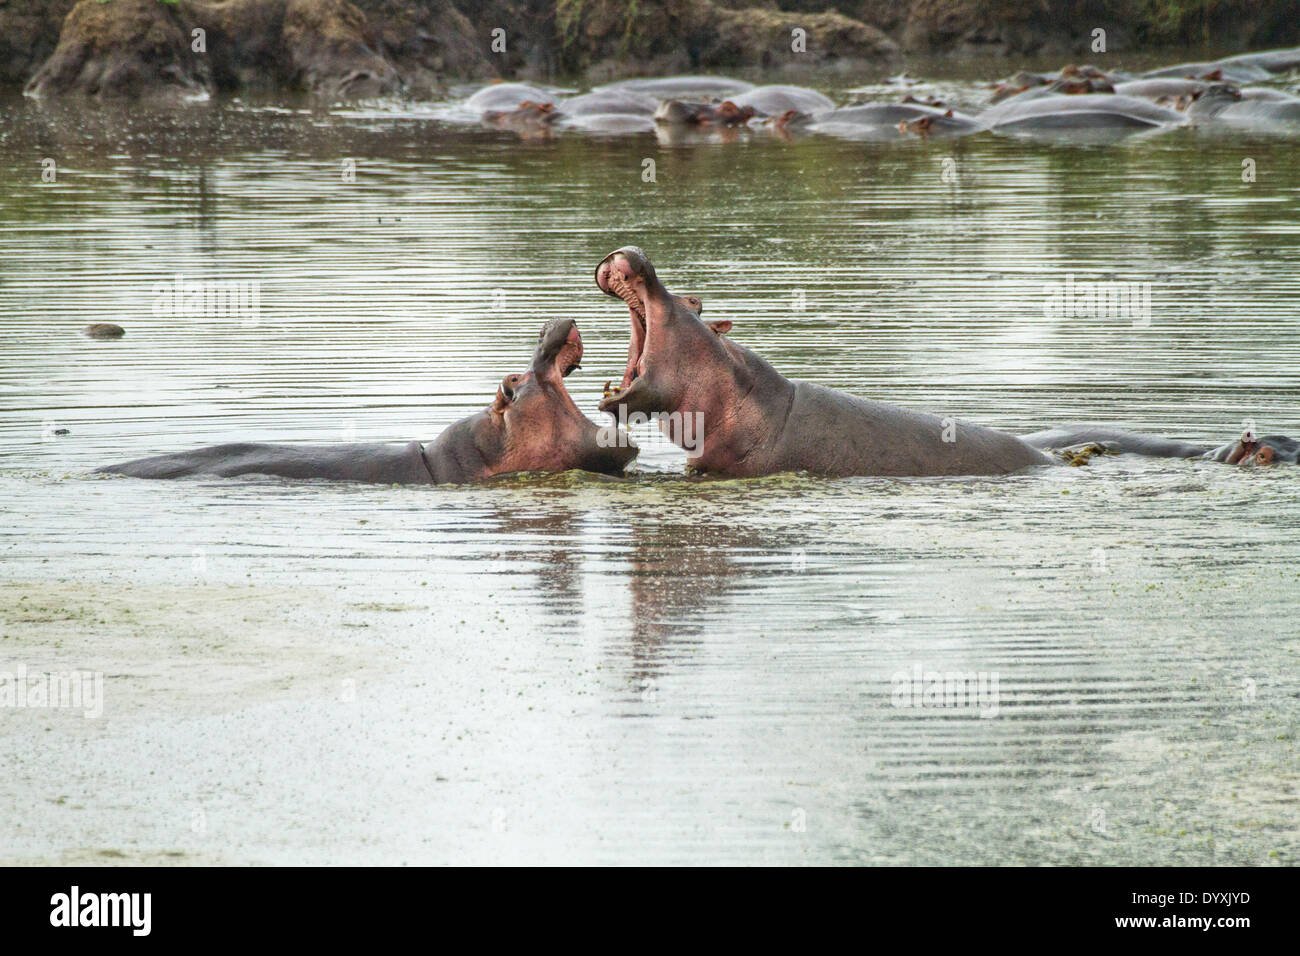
[
  {"left": 492, "top": 386, "right": 509, "bottom": 414},
  {"left": 944, "top": 109, "right": 953, "bottom": 117},
  {"left": 708, "top": 319, "right": 732, "bottom": 335}
]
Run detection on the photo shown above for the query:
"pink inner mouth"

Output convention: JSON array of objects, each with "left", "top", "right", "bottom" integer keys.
[
  {"left": 560, "top": 324, "right": 583, "bottom": 377},
  {"left": 621, "top": 304, "right": 646, "bottom": 390},
  {"left": 538, "top": 325, "right": 584, "bottom": 389},
  {"left": 599, "top": 260, "right": 647, "bottom": 394}
]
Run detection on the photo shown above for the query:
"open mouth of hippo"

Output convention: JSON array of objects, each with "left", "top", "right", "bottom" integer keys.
[
  {"left": 497, "top": 317, "right": 585, "bottom": 411},
  {"left": 594, "top": 249, "right": 650, "bottom": 407},
  {"left": 540, "top": 318, "right": 584, "bottom": 379}
]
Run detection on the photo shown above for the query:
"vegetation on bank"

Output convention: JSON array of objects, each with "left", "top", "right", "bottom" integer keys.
[{"left": 4, "top": 0, "right": 1298, "bottom": 98}]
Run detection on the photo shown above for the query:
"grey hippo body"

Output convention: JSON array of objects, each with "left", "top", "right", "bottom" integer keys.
[
  {"left": 1186, "top": 83, "right": 1300, "bottom": 126},
  {"left": 594, "top": 246, "right": 1050, "bottom": 479},
  {"left": 981, "top": 93, "right": 1184, "bottom": 134},
  {"left": 1141, "top": 46, "right": 1300, "bottom": 83},
  {"left": 1021, "top": 425, "right": 1300, "bottom": 466},
  {"left": 554, "top": 90, "right": 657, "bottom": 133},
  {"left": 593, "top": 76, "right": 754, "bottom": 99},
  {"left": 727, "top": 84, "right": 835, "bottom": 115},
  {"left": 811, "top": 102, "right": 982, "bottom": 139},
  {"left": 465, "top": 82, "right": 552, "bottom": 113},
  {"left": 99, "top": 319, "right": 636, "bottom": 484}
]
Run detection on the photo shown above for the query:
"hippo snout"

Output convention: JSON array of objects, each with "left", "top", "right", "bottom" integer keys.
[
  {"left": 532, "top": 317, "right": 583, "bottom": 378},
  {"left": 538, "top": 317, "right": 578, "bottom": 355}
]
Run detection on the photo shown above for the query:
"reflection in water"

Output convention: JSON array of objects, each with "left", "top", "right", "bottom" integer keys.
[
  {"left": 1, "top": 86, "right": 1298, "bottom": 864},
  {"left": 620, "top": 505, "right": 810, "bottom": 680},
  {"left": 486, "top": 500, "right": 585, "bottom": 623}
]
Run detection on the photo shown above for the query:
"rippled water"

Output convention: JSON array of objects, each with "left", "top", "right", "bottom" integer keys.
[{"left": 1, "top": 78, "right": 1297, "bottom": 865}]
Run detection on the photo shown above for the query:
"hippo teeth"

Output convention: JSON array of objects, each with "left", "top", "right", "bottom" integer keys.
[{"left": 607, "top": 272, "right": 645, "bottom": 321}]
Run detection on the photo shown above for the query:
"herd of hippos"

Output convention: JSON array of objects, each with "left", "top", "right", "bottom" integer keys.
[
  {"left": 461, "top": 45, "right": 1300, "bottom": 142},
  {"left": 95, "top": 48, "right": 1300, "bottom": 483},
  {"left": 102, "top": 246, "right": 1298, "bottom": 484}
]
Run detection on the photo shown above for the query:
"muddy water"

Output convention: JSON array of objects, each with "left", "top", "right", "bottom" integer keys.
[{"left": 1, "top": 84, "right": 1297, "bottom": 864}]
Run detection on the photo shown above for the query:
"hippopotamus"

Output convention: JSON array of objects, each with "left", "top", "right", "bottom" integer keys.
[
  {"left": 558, "top": 90, "right": 656, "bottom": 116},
  {"left": 653, "top": 99, "right": 755, "bottom": 126},
  {"left": 810, "top": 102, "right": 981, "bottom": 140},
  {"left": 897, "top": 107, "right": 985, "bottom": 138},
  {"left": 82, "top": 323, "right": 125, "bottom": 339},
  {"left": 482, "top": 101, "right": 559, "bottom": 137},
  {"left": 1220, "top": 46, "right": 1300, "bottom": 74},
  {"left": 899, "top": 94, "right": 950, "bottom": 108},
  {"left": 751, "top": 109, "right": 816, "bottom": 141},
  {"left": 994, "top": 76, "right": 1118, "bottom": 105},
  {"left": 1240, "top": 86, "right": 1300, "bottom": 102},
  {"left": 990, "top": 65, "right": 1124, "bottom": 103},
  {"left": 592, "top": 76, "right": 755, "bottom": 99},
  {"left": 990, "top": 70, "right": 1052, "bottom": 104},
  {"left": 1186, "top": 83, "right": 1300, "bottom": 125},
  {"left": 982, "top": 93, "right": 1184, "bottom": 135},
  {"left": 1205, "top": 433, "right": 1300, "bottom": 465},
  {"left": 1020, "top": 425, "right": 1300, "bottom": 466},
  {"left": 593, "top": 246, "right": 1050, "bottom": 478},
  {"left": 727, "top": 85, "right": 835, "bottom": 115},
  {"left": 1141, "top": 46, "right": 1300, "bottom": 84},
  {"left": 98, "top": 319, "right": 636, "bottom": 484},
  {"left": 1114, "top": 78, "right": 1209, "bottom": 103},
  {"left": 1046, "top": 76, "right": 1116, "bottom": 95},
  {"left": 1141, "top": 61, "right": 1269, "bottom": 83},
  {"left": 465, "top": 82, "right": 554, "bottom": 113},
  {"left": 553, "top": 90, "right": 657, "bottom": 133}
]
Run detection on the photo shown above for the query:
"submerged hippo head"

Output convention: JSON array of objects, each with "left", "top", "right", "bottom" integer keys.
[
  {"left": 1047, "top": 77, "right": 1115, "bottom": 95},
  {"left": 482, "top": 101, "right": 559, "bottom": 138},
  {"left": 1212, "top": 430, "right": 1300, "bottom": 467},
  {"left": 653, "top": 99, "right": 755, "bottom": 126},
  {"left": 429, "top": 317, "right": 637, "bottom": 480},
  {"left": 1186, "top": 82, "right": 1243, "bottom": 118},
  {"left": 990, "top": 70, "right": 1050, "bottom": 103},
  {"left": 595, "top": 247, "right": 736, "bottom": 424}
]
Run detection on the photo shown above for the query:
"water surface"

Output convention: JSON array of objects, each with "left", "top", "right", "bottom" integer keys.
[{"left": 1, "top": 83, "right": 1297, "bottom": 864}]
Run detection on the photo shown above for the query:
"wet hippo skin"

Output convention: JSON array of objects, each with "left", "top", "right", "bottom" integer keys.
[
  {"left": 594, "top": 246, "right": 1051, "bottom": 478},
  {"left": 99, "top": 319, "right": 636, "bottom": 484},
  {"left": 1021, "top": 425, "right": 1300, "bottom": 466}
]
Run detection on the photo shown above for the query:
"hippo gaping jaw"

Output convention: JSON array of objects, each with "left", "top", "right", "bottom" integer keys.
[
  {"left": 449, "top": 316, "right": 640, "bottom": 479},
  {"left": 594, "top": 246, "right": 1050, "bottom": 478},
  {"left": 100, "top": 318, "right": 637, "bottom": 484},
  {"left": 595, "top": 247, "right": 733, "bottom": 422}
]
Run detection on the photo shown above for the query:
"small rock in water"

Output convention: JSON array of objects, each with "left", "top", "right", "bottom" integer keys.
[{"left": 82, "top": 323, "right": 125, "bottom": 339}]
